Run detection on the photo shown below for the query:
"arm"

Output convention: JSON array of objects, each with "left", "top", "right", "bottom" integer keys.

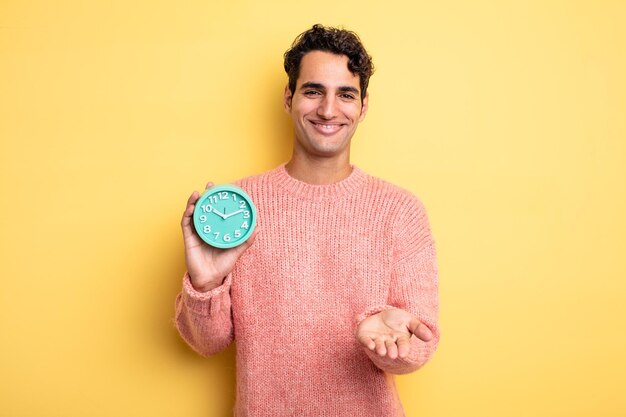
[
  {"left": 356, "top": 195, "right": 439, "bottom": 374},
  {"left": 174, "top": 182, "right": 256, "bottom": 356},
  {"left": 175, "top": 272, "right": 234, "bottom": 357}
]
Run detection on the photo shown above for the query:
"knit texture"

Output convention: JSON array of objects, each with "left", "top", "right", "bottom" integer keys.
[{"left": 175, "top": 164, "right": 439, "bottom": 417}]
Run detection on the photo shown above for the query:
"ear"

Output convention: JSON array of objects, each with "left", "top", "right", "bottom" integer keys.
[
  {"left": 359, "top": 92, "right": 369, "bottom": 122},
  {"left": 283, "top": 84, "right": 293, "bottom": 113}
]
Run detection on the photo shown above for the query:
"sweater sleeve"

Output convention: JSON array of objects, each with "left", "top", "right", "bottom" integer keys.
[
  {"left": 360, "top": 194, "right": 440, "bottom": 374},
  {"left": 174, "top": 272, "right": 234, "bottom": 357}
]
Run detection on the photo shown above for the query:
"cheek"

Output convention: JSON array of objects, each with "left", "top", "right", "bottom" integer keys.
[
  {"left": 348, "top": 108, "right": 364, "bottom": 122},
  {"left": 340, "top": 101, "right": 363, "bottom": 116},
  {"left": 294, "top": 101, "right": 317, "bottom": 115}
]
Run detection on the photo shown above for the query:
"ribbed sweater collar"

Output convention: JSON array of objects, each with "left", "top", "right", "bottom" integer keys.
[{"left": 269, "top": 163, "right": 369, "bottom": 200}]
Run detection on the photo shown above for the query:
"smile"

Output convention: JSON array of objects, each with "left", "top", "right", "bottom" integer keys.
[{"left": 310, "top": 121, "right": 344, "bottom": 134}]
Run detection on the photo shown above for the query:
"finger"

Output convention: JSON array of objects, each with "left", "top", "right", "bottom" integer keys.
[
  {"left": 385, "top": 339, "right": 398, "bottom": 359},
  {"left": 396, "top": 335, "right": 412, "bottom": 358},
  {"left": 374, "top": 338, "right": 387, "bottom": 357},
  {"left": 205, "top": 181, "right": 214, "bottom": 190},
  {"left": 182, "top": 191, "right": 200, "bottom": 228},
  {"left": 408, "top": 316, "right": 433, "bottom": 342},
  {"left": 356, "top": 334, "right": 376, "bottom": 351},
  {"left": 187, "top": 190, "right": 200, "bottom": 209}
]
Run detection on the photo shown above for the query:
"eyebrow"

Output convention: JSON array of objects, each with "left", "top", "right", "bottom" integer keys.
[{"left": 300, "top": 82, "right": 360, "bottom": 95}]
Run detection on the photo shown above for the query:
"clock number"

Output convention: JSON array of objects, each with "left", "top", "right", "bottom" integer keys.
[{"left": 194, "top": 186, "right": 254, "bottom": 247}]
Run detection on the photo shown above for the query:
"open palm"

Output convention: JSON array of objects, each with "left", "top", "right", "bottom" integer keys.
[{"left": 356, "top": 308, "right": 432, "bottom": 359}]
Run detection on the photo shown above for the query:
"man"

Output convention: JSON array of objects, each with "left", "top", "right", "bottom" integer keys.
[{"left": 176, "top": 24, "right": 439, "bottom": 416}]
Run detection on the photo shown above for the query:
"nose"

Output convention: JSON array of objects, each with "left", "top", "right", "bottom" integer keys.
[{"left": 317, "top": 95, "right": 337, "bottom": 119}]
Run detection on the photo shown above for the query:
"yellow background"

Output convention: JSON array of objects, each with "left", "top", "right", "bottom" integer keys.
[{"left": 1, "top": 1, "right": 625, "bottom": 416}]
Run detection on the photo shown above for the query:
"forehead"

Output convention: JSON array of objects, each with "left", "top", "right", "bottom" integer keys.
[{"left": 297, "top": 51, "right": 361, "bottom": 90}]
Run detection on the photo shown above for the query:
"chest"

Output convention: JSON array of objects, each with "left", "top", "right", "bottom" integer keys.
[{"left": 231, "top": 198, "right": 395, "bottom": 325}]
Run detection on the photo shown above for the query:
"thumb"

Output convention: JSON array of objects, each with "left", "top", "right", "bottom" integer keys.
[{"left": 408, "top": 316, "right": 433, "bottom": 342}]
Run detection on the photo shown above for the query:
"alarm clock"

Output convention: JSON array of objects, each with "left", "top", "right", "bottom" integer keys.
[{"left": 193, "top": 184, "right": 257, "bottom": 249}]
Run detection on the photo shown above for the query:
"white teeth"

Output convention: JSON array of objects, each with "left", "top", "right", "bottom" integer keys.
[{"left": 311, "top": 121, "right": 342, "bottom": 133}]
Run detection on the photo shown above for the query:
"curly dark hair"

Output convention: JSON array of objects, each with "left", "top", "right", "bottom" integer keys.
[{"left": 284, "top": 24, "right": 374, "bottom": 101}]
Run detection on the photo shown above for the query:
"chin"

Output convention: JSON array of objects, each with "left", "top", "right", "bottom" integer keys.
[{"left": 310, "top": 145, "right": 350, "bottom": 158}]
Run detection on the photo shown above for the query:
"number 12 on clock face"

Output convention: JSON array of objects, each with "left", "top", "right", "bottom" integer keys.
[{"left": 192, "top": 184, "right": 257, "bottom": 249}]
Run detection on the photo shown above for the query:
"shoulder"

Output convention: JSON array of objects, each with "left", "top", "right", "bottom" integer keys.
[
  {"left": 360, "top": 169, "right": 427, "bottom": 214},
  {"left": 359, "top": 169, "right": 433, "bottom": 248}
]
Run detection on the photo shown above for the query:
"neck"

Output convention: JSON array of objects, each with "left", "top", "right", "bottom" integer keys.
[{"left": 285, "top": 153, "right": 352, "bottom": 185}]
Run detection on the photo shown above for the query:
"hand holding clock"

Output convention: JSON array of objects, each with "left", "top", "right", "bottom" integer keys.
[
  {"left": 356, "top": 308, "right": 433, "bottom": 359},
  {"left": 181, "top": 182, "right": 257, "bottom": 292}
]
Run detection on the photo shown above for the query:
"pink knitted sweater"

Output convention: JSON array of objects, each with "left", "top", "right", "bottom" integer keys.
[{"left": 175, "top": 164, "right": 439, "bottom": 417}]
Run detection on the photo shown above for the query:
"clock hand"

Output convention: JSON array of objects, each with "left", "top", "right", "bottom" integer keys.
[
  {"left": 223, "top": 209, "right": 244, "bottom": 219},
  {"left": 210, "top": 210, "right": 227, "bottom": 220}
]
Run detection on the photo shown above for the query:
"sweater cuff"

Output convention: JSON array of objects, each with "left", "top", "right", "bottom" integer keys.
[
  {"left": 181, "top": 272, "right": 232, "bottom": 317},
  {"left": 356, "top": 304, "right": 395, "bottom": 325}
]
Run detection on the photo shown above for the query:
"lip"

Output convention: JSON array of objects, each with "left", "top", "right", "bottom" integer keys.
[{"left": 309, "top": 120, "right": 345, "bottom": 135}]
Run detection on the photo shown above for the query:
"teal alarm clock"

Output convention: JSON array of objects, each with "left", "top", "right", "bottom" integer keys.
[{"left": 193, "top": 185, "right": 257, "bottom": 249}]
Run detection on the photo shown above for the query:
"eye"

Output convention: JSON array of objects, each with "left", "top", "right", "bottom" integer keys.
[
  {"left": 340, "top": 93, "right": 357, "bottom": 100},
  {"left": 304, "top": 90, "right": 321, "bottom": 97}
]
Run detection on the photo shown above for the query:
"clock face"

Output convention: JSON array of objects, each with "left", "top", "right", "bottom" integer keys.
[{"left": 193, "top": 185, "right": 257, "bottom": 249}]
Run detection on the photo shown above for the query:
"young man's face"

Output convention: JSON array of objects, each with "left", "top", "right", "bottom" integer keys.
[{"left": 284, "top": 50, "right": 368, "bottom": 161}]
